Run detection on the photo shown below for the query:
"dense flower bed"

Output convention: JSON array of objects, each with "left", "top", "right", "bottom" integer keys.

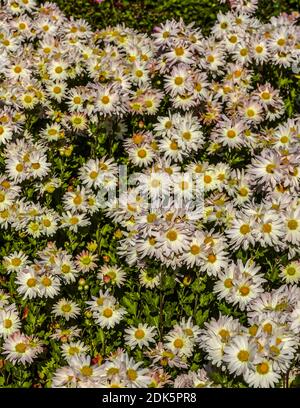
[{"left": 0, "top": 0, "right": 299, "bottom": 388}]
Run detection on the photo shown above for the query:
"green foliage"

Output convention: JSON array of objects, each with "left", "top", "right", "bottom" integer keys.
[{"left": 38, "top": 0, "right": 299, "bottom": 35}]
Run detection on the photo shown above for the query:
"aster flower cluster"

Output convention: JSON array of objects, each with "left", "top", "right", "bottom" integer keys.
[
  {"left": 0, "top": 0, "right": 299, "bottom": 389},
  {"left": 201, "top": 285, "right": 300, "bottom": 387}
]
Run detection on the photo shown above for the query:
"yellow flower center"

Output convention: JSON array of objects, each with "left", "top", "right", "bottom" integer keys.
[
  {"left": 27, "top": 278, "right": 37, "bottom": 288},
  {"left": 81, "top": 366, "right": 93, "bottom": 377},
  {"left": 147, "top": 213, "right": 157, "bottom": 223},
  {"left": 170, "top": 140, "right": 178, "bottom": 150},
  {"left": 263, "top": 323, "right": 272, "bottom": 334},
  {"left": 107, "top": 367, "right": 119, "bottom": 376},
  {"left": 270, "top": 345, "right": 280, "bottom": 356},
  {"left": 81, "top": 256, "right": 92, "bottom": 265},
  {"left": 174, "top": 47, "right": 184, "bottom": 56},
  {"left": 166, "top": 230, "right": 178, "bottom": 241},
  {"left": 190, "top": 245, "right": 201, "bottom": 255},
  {"left": 73, "top": 195, "right": 82, "bottom": 205},
  {"left": 73, "top": 96, "right": 81, "bottom": 104},
  {"left": 29, "top": 222, "right": 39, "bottom": 232},
  {"left": 240, "top": 48, "right": 248, "bottom": 56},
  {"left": 237, "top": 350, "right": 249, "bottom": 362},
  {"left": 174, "top": 76, "right": 183, "bottom": 86},
  {"left": 277, "top": 38, "right": 286, "bottom": 46},
  {"left": 14, "top": 66, "right": 22, "bottom": 74},
  {"left": 174, "top": 338, "right": 184, "bottom": 349},
  {"left": 227, "top": 129, "right": 236, "bottom": 138},
  {"left": 256, "top": 362, "right": 269, "bottom": 375},
  {"left": 224, "top": 278, "right": 233, "bottom": 288},
  {"left": 266, "top": 164, "right": 276, "bottom": 174},
  {"left": 0, "top": 210, "right": 9, "bottom": 219},
  {"left": 262, "top": 223, "right": 272, "bottom": 233},
  {"left": 149, "top": 237, "right": 156, "bottom": 246},
  {"left": 280, "top": 136, "right": 289, "bottom": 144},
  {"left": 101, "top": 95, "right": 110, "bottom": 104},
  {"left": 137, "top": 149, "right": 147, "bottom": 158},
  {"left": 204, "top": 175, "right": 212, "bottom": 184},
  {"left": 182, "top": 131, "right": 191, "bottom": 140},
  {"left": 12, "top": 257, "right": 22, "bottom": 267},
  {"left": 1, "top": 180, "right": 10, "bottom": 188},
  {"left": 134, "top": 329, "right": 145, "bottom": 339},
  {"left": 249, "top": 325, "right": 258, "bottom": 336},
  {"left": 261, "top": 91, "right": 270, "bottom": 100},
  {"left": 103, "top": 308, "right": 113, "bottom": 318},
  {"left": 73, "top": 117, "right": 83, "bottom": 125},
  {"left": 195, "top": 83, "right": 202, "bottom": 92},
  {"left": 24, "top": 95, "right": 33, "bottom": 104},
  {"left": 31, "top": 163, "right": 40, "bottom": 170},
  {"left": 207, "top": 254, "right": 216, "bottom": 263},
  {"left": 70, "top": 216, "right": 79, "bottom": 225},
  {"left": 132, "top": 133, "right": 144, "bottom": 144},
  {"left": 43, "top": 219, "right": 51, "bottom": 227},
  {"left": 287, "top": 219, "right": 298, "bottom": 230},
  {"left": 246, "top": 108, "right": 255, "bottom": 117},
  {"left": 15, "top": 343, "right": 27, "bottom": 353},
  {"left": 4, "top": 319, "right": 12, "bottom": 329},
  {"left": 16, "top": 163, "right": 24, "bottom": 172},
  {"left": 145, "top": 100, "right": 153, "bottom": 108},
  {"left": 135, "top": 70, "right": 143, "bottom": 78},
  {"left": 127, "top": 369, "right": 138, "bottom": 381},
  {"left": 61, "top": 304, "right": 72, "bottom": 313},
  {"left": 41, "top": 276, "right": 52, "bottom": 287},
  {"left": 184, "top": 328, "right": 193, "bottom": 336},
  {"left": 68, "top": 346, "right": 79, "bottom": 355},
  {"left": 239, "top": 285, "right": 250, "bottom": 296},
  {"left": 89, "top": 171, "right": 98, "bottom": 180},
  {"left": 238, "top": 187, "right": 248, "bottom": 197},
  {"left": 219, "top": 329, "right": 229, "bottom": 341},
  {"left": 240, "top": 224, "right": 250, "bottom": 235},
  {"left": 151, "top": 179, "right": 161, "bottom": 188},
  {"left": 286, "top": 266, "right": 296, "bottom": 276},
  {"left": 53, "top": 86, "right": 61, "bottom": 94},
  {"left": 61, "top": 264, "right": 71, "bottom": 274}
]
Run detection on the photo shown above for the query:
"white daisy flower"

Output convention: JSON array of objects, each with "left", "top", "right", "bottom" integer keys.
[
  {"left": 2, "top": 331, "right": 43, "bottom": 365},
  {"left": 95, "top": 301, "right": 126, "bottom": 329},
  {"left": 124, "top": 323, "right": 157, "bottom": 349},
  {"left": 245, "top": 359, "right": 281, "bottom": 388},
  {"left": 15, "top": 268, "right": 40, "bottom": 299},
  {"left": 223, "top": 335, "right": 256, "bottom": 377},
  {"left": 3, "top": 251, "right": 29, "bottom": 273},
  {"left": 0, "top": 305, "right": 21, "bottom": 338},
  {"left": 39, "top": 274, "right": 61, "bottom": 298},
  {"left": 52, "top": 298, "right": 81, "bottom": 321},
  {"left": 165, "top": 329, "right": 194, "bottom": 357},
  {"left": 122, "top": 354, "right": 151, "bottom": 388},
  {"left": 97, "top": 265, "right": 126, "bottom": 287},
  {"left": 61, "top": 341, "right": 89, "bottom": 362},
  {"left": 279, "top": 261, "right": 300, "bottom": 284}
]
